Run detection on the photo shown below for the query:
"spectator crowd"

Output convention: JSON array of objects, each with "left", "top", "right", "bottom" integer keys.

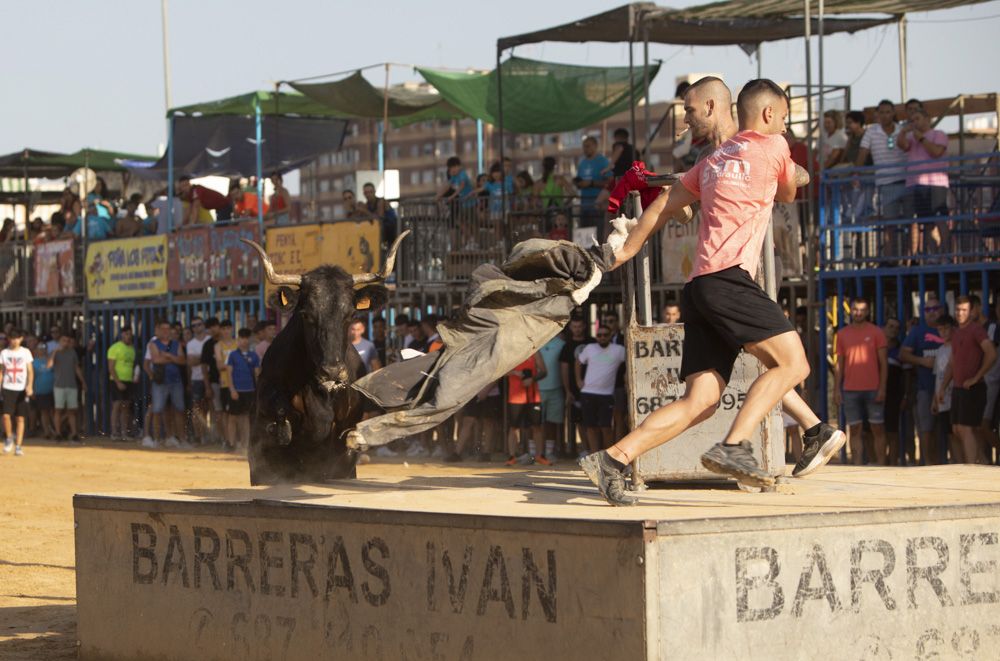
[{"left": 830, "top": 291, "right": 1000, "bottom": 466}]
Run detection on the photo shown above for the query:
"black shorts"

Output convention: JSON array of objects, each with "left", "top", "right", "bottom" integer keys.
[
  {"left": 951, "top": 384, "right": 987, "bottom": 427},
  {"left": 33, "top": 393, "right": 55, "bottom": 411},
  {"left": 508, "top": 402, "right": 541, "bottom": 428},
  {"left": 227, "top": 391, "right": 254, "bottom": 416},
  {"left": 580, "top": 393, "right": 614, "bottom": 428},
  {"left": 680, "top": 266, "right": 794, "bottom": 383},
  {"left": 467, "top": 395, "right": 502, "bottom": 419},
  {"left": 220, "top": 388, "right": 233, "bottom": 413},
  {"left": 1, "top": 389, "right": 29, "bottom": 418},
  {"left": 110, "top": 382, "right": 134, "bottom": 402}
]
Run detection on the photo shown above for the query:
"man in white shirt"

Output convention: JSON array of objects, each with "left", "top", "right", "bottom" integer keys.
[
  {"left": 576, "top": 325, "right": 627, "bottom": 454},
  {"left": 1, "top": 328, "right": 35, "bottom": 456},
  {"left": 349, "top": 319, "right": 382, "bottom": 375},
  {"left": 186, "top": 317, "right": 210, "bottom": 444}
]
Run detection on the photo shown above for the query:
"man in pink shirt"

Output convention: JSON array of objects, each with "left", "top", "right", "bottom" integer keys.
[
  {"left": 898, "top": 107, "right": 950, "bottom": 255},
  {"left": 580, "top": 79, "right": 844, "bottom": 505},
  {"left": 834, "top": 298, "right": 888, "bottom": 465}
]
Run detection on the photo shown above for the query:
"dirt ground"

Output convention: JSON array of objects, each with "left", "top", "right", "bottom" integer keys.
[{"left": 0, "top": 438, "right": 545, "bottom": 661}]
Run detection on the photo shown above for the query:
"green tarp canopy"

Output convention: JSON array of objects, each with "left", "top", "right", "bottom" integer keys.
[
  {"left": 33, "top": 148, "right": 157, "bottom": 172},
  {"left": 167, "top": 90, "right": 346, "bottom": 118},
  {"left": 418, "top": 56, "right": 660, "bottom": 134},
  {"left": 290, "top": 72, "right": 461, "bottom": 123},
  {"left": 0, "top": 147, "right": 155, "bottom": 178}
]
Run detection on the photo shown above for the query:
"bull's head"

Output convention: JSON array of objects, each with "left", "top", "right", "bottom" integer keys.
[{"left": 242, "top": 230, "right": 409, "bottom": 392}]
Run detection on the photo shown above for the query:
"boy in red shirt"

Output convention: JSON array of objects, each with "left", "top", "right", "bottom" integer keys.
[
  {"left": 834, "top": 298, "right": 888, "bottom": 464},
  {"left": 939, "top": 296, "right": 997, "bottom": 462},
  {"left": 583, "top": 79, "right": 845, "bottom": 505}
]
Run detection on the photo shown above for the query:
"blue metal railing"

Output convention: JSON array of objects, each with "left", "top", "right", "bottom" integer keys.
[{"left": 819, "top": 151, "right": 1000, "bottom": 272}]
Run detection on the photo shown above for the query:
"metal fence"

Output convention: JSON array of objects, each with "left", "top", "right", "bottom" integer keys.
[{"left": 819, "top": 151, "right": 1000, "bottom": 272}]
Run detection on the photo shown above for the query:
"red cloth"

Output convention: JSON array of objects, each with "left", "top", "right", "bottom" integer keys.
[
  {"left": 191, "top": 185, "right": 229, "bottom": 210},
  {"left": 951, "top": 322, "right": 989, "bottom": 386},
  {"left": 607, "top": 161, "right": 661, "bottom": 214}
]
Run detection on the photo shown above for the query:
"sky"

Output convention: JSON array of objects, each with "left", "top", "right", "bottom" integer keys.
[{"left": 2, "top": 0, "right": 999, "bottom": 159}]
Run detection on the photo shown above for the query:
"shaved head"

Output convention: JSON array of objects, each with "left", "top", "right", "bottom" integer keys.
[
  {"left": 682, "top": 76, "right": 735, "bottom": 143},
  {"left": 736, "top": 78, "right": 788, "bottom": 134},
  {"left": 687, "top": 76, "right": 732, "bottom": 107}
]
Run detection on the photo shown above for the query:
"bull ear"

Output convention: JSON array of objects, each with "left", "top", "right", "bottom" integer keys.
[
  {"left": 268, "top": 286, "right": 299, "bottom": 312},
  {"left": 354, "top": 285, "right": 388, "bottom": 311}
]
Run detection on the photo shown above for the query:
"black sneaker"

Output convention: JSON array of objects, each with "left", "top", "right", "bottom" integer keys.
[
  {"left": 792, "top": 424, "right": 847, "bottom": 477},
  {"left": 579, "top": 451, "right": 638, "bottom": 506},
  {"left": 700, "top": 440, "right": 775, "bottom": 488}
]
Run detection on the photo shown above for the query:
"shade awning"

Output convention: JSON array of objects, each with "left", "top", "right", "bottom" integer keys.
[
  {"left": 418, "top": 56, "right": 660, "bottom": 134},
  {"left": 0, "top": 147, "right": 156, "bottom": 178},
  {"left": 132, "top": 115, "right": 349, "bottom": 179},
  {"left": 0, "top": 148, "right": 74, "bottom": 178},
  {"left": 167, "top": 90, "right": 347, "bottom": 118},
  {"left": 497, "top": 2, "right": 898, "bottom": 50},
  {"left": 290, "top": 72, "right": 462, "bottom": 122},
  {"left": 678, "top": 0, "right": 993, "bottom": 19}
]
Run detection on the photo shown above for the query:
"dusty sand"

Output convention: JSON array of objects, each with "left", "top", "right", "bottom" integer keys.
[{"left": 0, "top": 439, "right": 544, "bottom": 661}]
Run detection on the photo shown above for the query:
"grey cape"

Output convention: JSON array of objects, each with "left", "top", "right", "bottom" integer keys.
[{"left": 347, "top": 238, "right": 607, "bottom": 449}]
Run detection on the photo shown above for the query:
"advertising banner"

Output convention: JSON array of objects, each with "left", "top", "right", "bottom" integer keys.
[
  {"left": 33, "top": 238, "right": 76, "bottom": 297},
  {"left": 263, "top": 221, "right": 381, "bottom": 294},
  {"left": 85, "top": 235, "right": 168, "bottom": 300},
  {"left": 167, "top": 223, "right": 261, "bottom": 291}
]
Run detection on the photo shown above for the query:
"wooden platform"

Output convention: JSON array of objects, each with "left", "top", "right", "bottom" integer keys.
[{"left": 75, "top": 465, "right": 1000, "bottom": 660}]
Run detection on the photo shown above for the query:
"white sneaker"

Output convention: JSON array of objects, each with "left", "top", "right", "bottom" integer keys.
[
  {"left": 164, "top": 437, "right": 182, "bottom": 449},
  {"left": 3, "top": 438, "right": 13, "bottom": 454},
  {"left": 406, "top": 443, "right": 428, "bottom": 457},
  {"left": 374, "top": 446, "right": 397, "bottom": 458},
  {"left": 14, "top": 446, "right": 23, "bottom": 457},
  {"left": 141, "top": 436, "right": 158, "bottom": 449}
]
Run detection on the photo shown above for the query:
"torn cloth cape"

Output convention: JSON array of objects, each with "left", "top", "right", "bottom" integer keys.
[{"left": 350, "top": 238, "right": 604, "bottom": 448}]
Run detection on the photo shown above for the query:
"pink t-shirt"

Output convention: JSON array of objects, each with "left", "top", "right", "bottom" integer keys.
[
  {"left": 680, "top": 131, "right": 795, "bottom": 281},
  {"left": 836, "top": 322, "right": 887, "bottom": 392},
  {"left": 904, "top": 128, "right": 949, "bottom": 188}
]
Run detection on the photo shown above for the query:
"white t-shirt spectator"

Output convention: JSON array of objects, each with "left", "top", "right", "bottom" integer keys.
[
  {"left": 578, "top": 343, "right": 627, "bottom": 396},
  {"left": 933, "top": 343, "right": 953, "bottom": 412},
  {"left": 187, "top": 336, "right": 207, "bottom": 382},
  {"left": 821, "top": 129, "right": 848, "bottom": 165},
  {"left": 353, "top": 338, "right": 378, "bottom": 372},
  {"left": 1, "top": 347, "right": 35, "bottom": 391}
]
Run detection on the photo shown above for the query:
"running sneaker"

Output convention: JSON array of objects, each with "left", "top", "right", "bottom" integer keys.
[
  {"left": 164, "top": 437, "right": 182, "bottom": 449},
  {"left": 792, "top": 424, "right": 847, "bottom": 477},
  {"left": 700, "top": 440, "right": 775, "bottom": 488},
  {"left": 534, "top": 455, "right": 553, "bottom": 466},
  {"left": 141, "top": 436, "right": 158, "bottom": 449},
  {"left": 579, "top": 451, "right": 638, "bottom": 506},
  {"left": 504, "top": 455, "right": 519, "bottom": 466},
  {"left": 3, "top": 438, "right": 13, "bottom": 454},
  {"left": 14, "top": 446, "right": 23, "bottom": 457}
]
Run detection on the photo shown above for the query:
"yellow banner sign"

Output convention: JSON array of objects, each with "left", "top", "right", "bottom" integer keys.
[
  {"left": 263, "top": 221, "right": 381, "bottom": 294},
  {"left": 85, "top": 235, "right": 168, "bottom": 300}
]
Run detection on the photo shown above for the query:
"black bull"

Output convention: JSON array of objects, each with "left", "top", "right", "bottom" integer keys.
[{"left": 241, "top": 233, "right": 408, "bottom": 485}]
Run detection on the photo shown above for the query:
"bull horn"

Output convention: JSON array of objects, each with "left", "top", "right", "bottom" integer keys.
[
  {"left": 241, "top": 238, "right": 302, "bottom": 286},
  {"left": 353, "top": 229, "right": 411, "bottom": 285}
]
